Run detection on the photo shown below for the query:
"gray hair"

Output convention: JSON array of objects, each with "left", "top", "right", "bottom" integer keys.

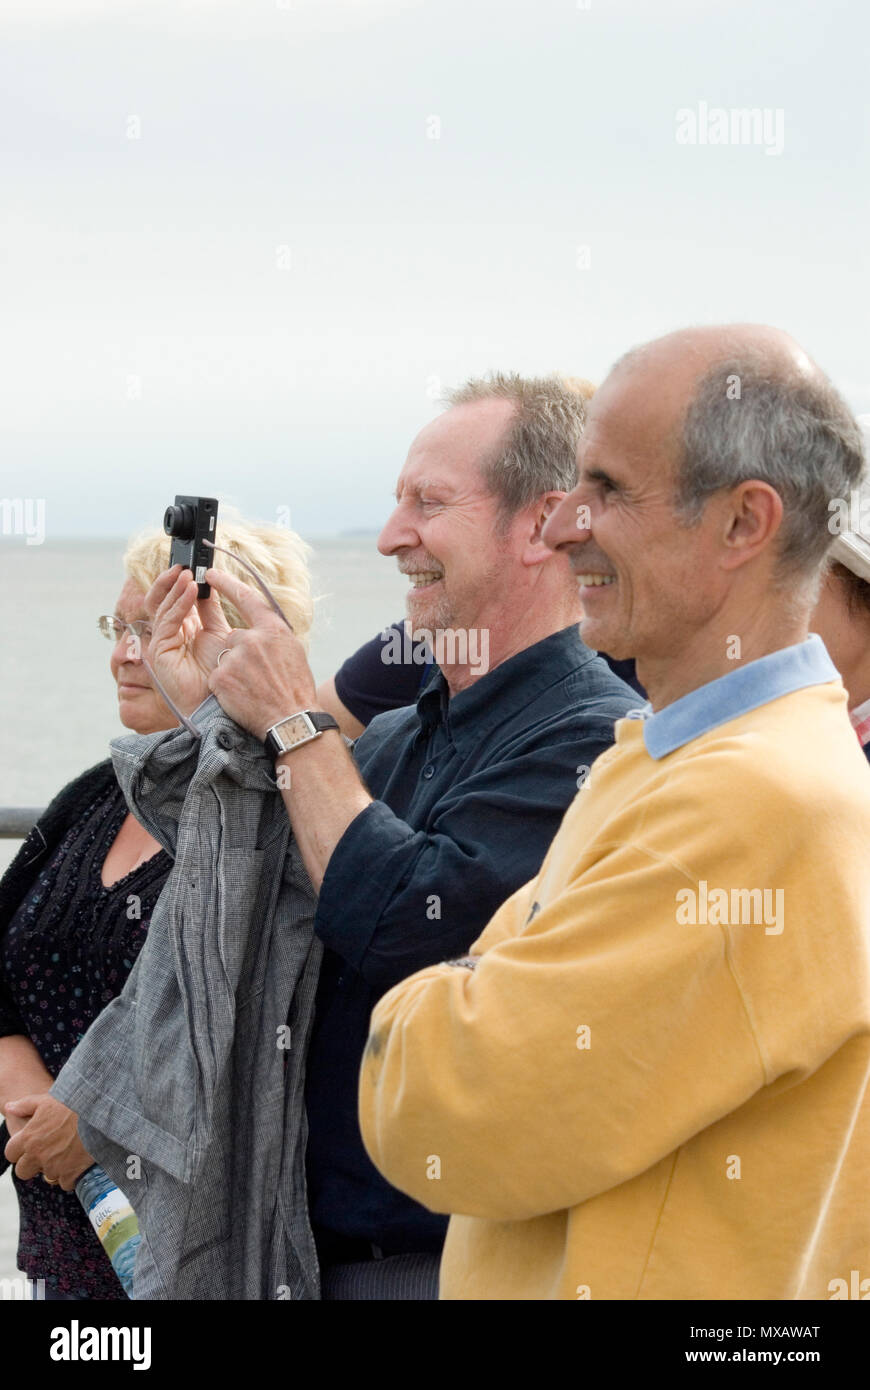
[
  {"left": 677, "top": 357, "right": 865, "bottom": 580},
  {"left": 444, "top": 372, "right": 588, "bottom": 518}
]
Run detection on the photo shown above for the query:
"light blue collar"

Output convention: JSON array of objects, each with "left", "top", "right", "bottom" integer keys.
[{"left": 633, "top": 635, "right": 840, "bottom": 760}]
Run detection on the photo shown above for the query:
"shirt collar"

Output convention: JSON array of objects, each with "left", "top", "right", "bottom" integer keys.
[
  {"left": 635, "top": 634, "right": 840, "bottom": 760},
  {"left": 415, "top": 625, "right": 596, "bottom": 747}
]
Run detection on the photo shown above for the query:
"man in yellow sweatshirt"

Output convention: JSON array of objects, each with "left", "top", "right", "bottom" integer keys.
[{"left": 358, "top": 324, "right": 870, "bottom": 1300}]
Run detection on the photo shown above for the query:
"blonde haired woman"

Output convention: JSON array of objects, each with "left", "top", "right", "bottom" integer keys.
[
  {"left": 124, "top": 512, "right": 313, "bottom": 650},
  {"left": 0, "top": 512, "right": 312, "bottom": 1299}
]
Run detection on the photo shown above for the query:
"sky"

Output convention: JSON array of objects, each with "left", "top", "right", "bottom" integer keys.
[{"left": 0, "top": 0, "right": 867, "bottom": 539}]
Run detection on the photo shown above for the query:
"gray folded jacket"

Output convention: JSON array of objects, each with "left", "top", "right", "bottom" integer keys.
[{"left": 51, "top": 696, "right": 322, "bottom": 1300}]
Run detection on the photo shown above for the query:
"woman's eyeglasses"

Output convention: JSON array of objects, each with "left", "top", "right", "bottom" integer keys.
[{"left": 97, "top": 616, "right": 154, "bottom": 644}]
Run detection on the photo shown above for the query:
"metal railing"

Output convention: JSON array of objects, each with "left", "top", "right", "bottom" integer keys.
[{"left": 0, "top": 809, "right": 43, "bottom": 839}]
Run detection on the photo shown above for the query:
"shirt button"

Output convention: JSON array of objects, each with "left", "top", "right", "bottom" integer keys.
[
  {"left": 422, "top": 763, "right": 435, "bottom": 779},
  {"left": 216, "top": 731, "right": 233, "bottom": 750}
]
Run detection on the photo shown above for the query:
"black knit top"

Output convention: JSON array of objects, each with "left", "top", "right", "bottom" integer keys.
[{"left": 0, "top": 761, "right": 171, "bottom": 1299}]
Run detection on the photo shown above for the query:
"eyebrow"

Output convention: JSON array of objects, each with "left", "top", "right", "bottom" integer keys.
[
  {"left": 395, "top": 478, "right": 452, "bottom": 501},
  {"left": 583, "top": 466, "right": 621, "bottom": 488}
]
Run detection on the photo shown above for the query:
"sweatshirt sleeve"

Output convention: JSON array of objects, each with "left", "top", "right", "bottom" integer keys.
[{"left": 358, "top": 832, "right": 769, "bottom": 1223}]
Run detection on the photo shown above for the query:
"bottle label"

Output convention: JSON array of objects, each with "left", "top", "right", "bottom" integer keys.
[{"left": 76, "top": 1165, "right": 141, "bottom": 1295}]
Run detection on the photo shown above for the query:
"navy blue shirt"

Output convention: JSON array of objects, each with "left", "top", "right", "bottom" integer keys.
[
  {"left": 335, "top": 619, "right": 645, "bottom": 723},
  {"left": 305, "top": 624, "right": 640, "bottom": 1256}
]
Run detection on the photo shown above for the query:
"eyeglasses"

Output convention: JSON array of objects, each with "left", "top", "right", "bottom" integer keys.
[{"left": 97, "top": 616, "right": 153, "bottom": 645}]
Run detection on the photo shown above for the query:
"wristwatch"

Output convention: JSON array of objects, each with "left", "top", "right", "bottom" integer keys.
[{"left": 264, "top": 710, "right": 340, "bottom": 758}]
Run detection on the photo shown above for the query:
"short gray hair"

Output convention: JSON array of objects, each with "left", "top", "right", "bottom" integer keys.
[
  {"left": 444, "top": 372, "right": 587, "bottom": 518},
  {"left": 677, "top": 357, "right": 865, "bottom": 579}
]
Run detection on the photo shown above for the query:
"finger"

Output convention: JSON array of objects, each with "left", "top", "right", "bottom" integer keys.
[
  {"left": 4, "top": 1133, "right": 23, "bottom": 1163},
  {"left": 154, "top": 573, "right": 199, "bottom": 640},
  {"left": 205, "top": 569, "right": 278, "bottom": 628},
  {"left": 143, "top": 565, "right": 184, "bottom": 620},
  {"left": 4, "top": 1096, "right": 39, "bottom": 1117},
  {"left": 196, "top": 584, "right": 233, "bottom": 637},
  {"left": 180, "top": 604, "right": 204, "bottom": 643},
  {"left": 208, "top": 643, "right": 242, "bottom": 670},
  {"left": 13, "top": 1154, "right": 41, "bottom": 1181}
]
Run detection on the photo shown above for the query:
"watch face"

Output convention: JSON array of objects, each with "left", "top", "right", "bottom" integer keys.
[{"left": 275, "top": 713, "right": 315, "bottom": 750}]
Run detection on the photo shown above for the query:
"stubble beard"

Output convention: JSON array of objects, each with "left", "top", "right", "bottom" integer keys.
[{"left": 407, "top": 584, "right": 455, "bottom": 638}]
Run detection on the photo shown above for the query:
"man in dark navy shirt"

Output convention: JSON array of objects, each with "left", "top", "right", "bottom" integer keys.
[
  {"left": 317, "top": 619, "right": 644, "bottom": 739},
  {"left": 148, "top": 372, "right": 641, "bottom": 1298}
]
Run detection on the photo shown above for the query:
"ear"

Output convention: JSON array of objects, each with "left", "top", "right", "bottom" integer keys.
[
  {"left": 720, "top": 481, "right": 783, "bottom": 572},
  {"left": 521, "top": 492, "right": 567, "bottom": 567}
]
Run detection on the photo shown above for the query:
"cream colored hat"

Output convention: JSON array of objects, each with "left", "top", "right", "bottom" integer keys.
[{"left": 829, "top": 416, "right": 870, "bottom": 582}]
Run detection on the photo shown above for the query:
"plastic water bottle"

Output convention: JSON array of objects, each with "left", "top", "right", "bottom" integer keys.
[{"left": 75, "top": 1163, "right": 141, "bottom": 1297}]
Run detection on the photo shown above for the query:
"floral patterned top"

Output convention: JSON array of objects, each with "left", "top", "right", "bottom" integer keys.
[{"left": 0, "top": 775, "right": 171, "bottom": 1298}]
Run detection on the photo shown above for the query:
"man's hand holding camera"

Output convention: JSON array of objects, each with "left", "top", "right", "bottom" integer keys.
[
  {"left": 145, "top": 564, "right": 317, "bottom": 733},
  {"left": 204, "top": 569, "right": 318, "bottom": 737},
  {"left": 145, "top": 564, "right": 370, "bottom": 890}
]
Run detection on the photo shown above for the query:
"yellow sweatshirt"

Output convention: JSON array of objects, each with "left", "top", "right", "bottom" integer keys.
[{"left": 359, "top": 681, "right": 870, "bottom": 1299}]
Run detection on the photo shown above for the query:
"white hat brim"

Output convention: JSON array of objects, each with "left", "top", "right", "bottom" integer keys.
[{"left": 830, "top": 532, "right": 870, "bottom": 584}]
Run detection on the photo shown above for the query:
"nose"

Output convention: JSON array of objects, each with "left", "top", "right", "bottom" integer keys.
[
  {"left": 113, "top": 627, "right": 142, "bottom": 665},
  {"left": 378, "top": 499, "right": 419, "bottom": 557},
  {"left": 542, "top": 484, "right": 593, "bottom": 552}
]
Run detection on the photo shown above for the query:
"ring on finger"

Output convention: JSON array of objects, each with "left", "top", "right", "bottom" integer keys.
[{"left": 216, "top": 648, "right": 232, "bottom": 666}]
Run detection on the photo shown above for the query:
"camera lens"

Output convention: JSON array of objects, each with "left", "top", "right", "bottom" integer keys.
[{"left": 163, "top": 504, "right": 195, "bottom": 539}]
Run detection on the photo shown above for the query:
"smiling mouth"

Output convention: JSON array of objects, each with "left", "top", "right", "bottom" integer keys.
[
  {"left": 405, "top": 570, "right": 444, "bottom": 589},
  {"left": 576, "top": 573, "right": 616, "bottom": 586}
]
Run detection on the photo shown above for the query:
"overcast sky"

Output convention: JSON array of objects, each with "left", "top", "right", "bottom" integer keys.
[{"left": 1, "top": 0, "right": 867, "bottom": 538}]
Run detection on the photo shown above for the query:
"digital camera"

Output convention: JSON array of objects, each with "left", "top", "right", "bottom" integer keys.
[{"left": 163, "top": 495, "right": 219, "bottom": 599}]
